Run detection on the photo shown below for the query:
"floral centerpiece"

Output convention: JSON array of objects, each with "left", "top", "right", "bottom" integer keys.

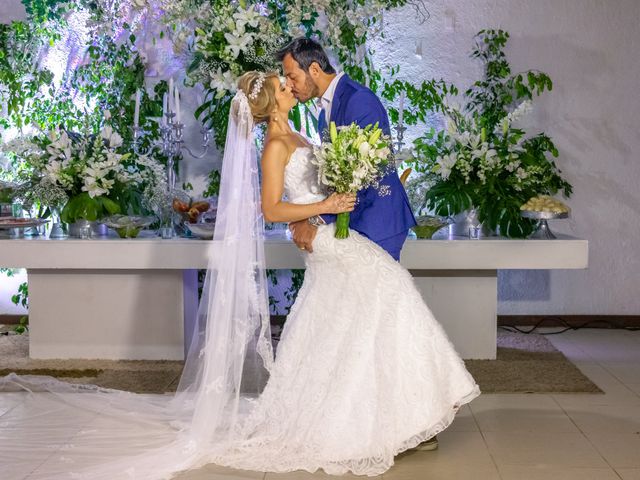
[
  {"left": 312, "top": 121, "right": 391, "bottom": 239},
  {"left": 407, "top": 30, "right": 572, "bottom": 238},
  {"left": 3, "top": 112, "right": 166, "bottom": 227}
]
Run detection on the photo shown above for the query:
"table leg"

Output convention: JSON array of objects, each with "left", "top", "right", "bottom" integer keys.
[{"left": 410, "top": 270, "right": 498, "bottom": 360}]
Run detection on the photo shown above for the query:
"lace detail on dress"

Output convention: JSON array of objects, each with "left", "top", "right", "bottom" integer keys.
[{"left": 283, "top": 147, "right": 326, "bottom": 205}]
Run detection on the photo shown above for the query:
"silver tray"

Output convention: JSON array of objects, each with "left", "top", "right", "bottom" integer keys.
[
  {"left": 521, "top": 210, "right": 569, "bottom": 220},
  {"left": 0, "top": 218, "right": 50, "bottom": 230},
  {"left": 520, "top": 210, "right": 568, "bottom": 240}
]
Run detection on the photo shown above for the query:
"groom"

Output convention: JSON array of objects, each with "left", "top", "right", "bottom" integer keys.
[{"left": 276, "top": 38, "right": 416, "bottom": 261}]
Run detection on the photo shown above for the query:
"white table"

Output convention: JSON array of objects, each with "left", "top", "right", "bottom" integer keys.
[{"left": 0, "top": 232, "right": 588, "bottom": 360}]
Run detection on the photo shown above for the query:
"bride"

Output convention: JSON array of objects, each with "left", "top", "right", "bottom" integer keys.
[{"left": 0, "top": 71, "right": 479, "bottom": 479}]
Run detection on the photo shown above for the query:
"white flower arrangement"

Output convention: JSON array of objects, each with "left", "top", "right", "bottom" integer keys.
[
  {"left": 432, "top": 101, "right": 536, "bottom": 192},
  {"left": 2, "top": 110, "right": 166, "bottom": 223}
]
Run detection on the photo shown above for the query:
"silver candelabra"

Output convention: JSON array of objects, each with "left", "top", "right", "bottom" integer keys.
[
  {"left": 132, "top": 112, "right": 212, "bottom": 190},
  {"left": 131, "top": 109, "right": 212, "bottom": 239}
]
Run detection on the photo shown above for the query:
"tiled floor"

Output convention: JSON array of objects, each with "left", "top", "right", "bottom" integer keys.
[{"left": 3, "top": 328, "right": 640, "bottom": 479}]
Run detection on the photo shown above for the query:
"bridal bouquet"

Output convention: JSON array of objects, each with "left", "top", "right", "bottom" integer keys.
[{"left": 313, "top": 121, "right": 391, "bottom": 239}]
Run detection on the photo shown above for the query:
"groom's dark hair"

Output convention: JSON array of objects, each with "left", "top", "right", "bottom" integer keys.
[{"left": 276, "top": 38, "right": 336, "bottom": 74}]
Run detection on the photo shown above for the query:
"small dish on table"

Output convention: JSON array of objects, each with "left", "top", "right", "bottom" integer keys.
[{"left": 102, "top": 215, "right": 156, "bottom": 238}]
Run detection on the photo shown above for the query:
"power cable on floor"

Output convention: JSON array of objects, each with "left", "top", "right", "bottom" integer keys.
[{"left": 499, "top": 316, "right": 640, "bottom": 335}]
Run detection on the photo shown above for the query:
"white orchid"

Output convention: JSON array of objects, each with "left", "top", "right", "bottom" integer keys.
[
  {"left": 46, "top": 130, "right": 72, "bottom": 160},
  {"left": 358, "top": 142, "right": 370, "bottom": 157}
]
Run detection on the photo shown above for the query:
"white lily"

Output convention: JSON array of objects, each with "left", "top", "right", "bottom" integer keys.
[
  {"left": 234, "top": 5, "right": 261, "bottom": 29},
  {"left": 224, "top": 24, "right": 253, "bottom": 59},
  {"left": 210, "top": 68, "right": 237, "bottom": 96},
  {"left": 100, "top": 126, "right": 123, "bottom": 148}
]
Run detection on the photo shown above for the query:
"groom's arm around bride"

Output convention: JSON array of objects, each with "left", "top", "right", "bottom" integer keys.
[{"left": 277, "top": 38, "right": 416, "bottom": 261}]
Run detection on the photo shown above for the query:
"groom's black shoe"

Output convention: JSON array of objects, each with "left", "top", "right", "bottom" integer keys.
[{"left": 414, "top": 436, "right": 438, "bottom": 451}]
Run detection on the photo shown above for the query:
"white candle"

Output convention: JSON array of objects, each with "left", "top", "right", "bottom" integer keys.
[
  {"left": 168, "top": 77, "right": 174, "bottom": 113},
  {"left": 174, "top": 86, "right": 181, "bottom": 123},
  {"left": 162, "top": 92, "right": 168, "bottom": 125},
  {"left": 398, "top": 92, "right": 405, "bottom": 128},
  {"left": 133, "top": 89, "right": 141, "bottom": 127}
]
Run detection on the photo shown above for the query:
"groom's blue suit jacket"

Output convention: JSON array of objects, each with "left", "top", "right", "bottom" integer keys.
[{"left": 318, "top": 75, "right": 416, "bottom": 243}]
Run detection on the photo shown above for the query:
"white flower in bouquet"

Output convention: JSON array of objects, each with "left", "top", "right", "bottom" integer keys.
[
  {"left": 312, "top": 121, "right": 391, "bottom": 239},
  {"left": 45, "top": 160, "right": 63, "bottom": 182}
]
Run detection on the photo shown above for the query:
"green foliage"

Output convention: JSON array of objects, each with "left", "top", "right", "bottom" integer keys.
[
  {"left": 0, "top": 21, "right": 58, "bottom": 132},
  {"left": 266, "top": 269, "right": 306, "bottom": 315},
  {"left": 11, "top": 281, "right": 28, "bottom": 309},
  {"left": 465, "top": 29, "right": 553, "bottom": 134},
  {"left": 60, "top": 192, "right": 121, "bottom": 223},
  {"left": 382, "top": 68, "right": 457, "bottom": 126},
  {"left": 194, "top": 92, "right": 231, "bottom": 149},
  {"left": 21, "top": 0, "right": 69, "bottom": 23},
  {"left": 203, "top": 168, "right": 221, "bottom": 198},
  {"left": 69, "top": 34, "right": 151, "bottom": 144},
  {"left": 284, "top": 269, "right": 305, "bottom": 314},
  {"left": 10, "top": 281, "right": 29, "bottom": 334}
]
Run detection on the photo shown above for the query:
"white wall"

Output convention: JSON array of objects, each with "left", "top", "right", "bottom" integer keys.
[
  {"left": 2, "top": 0, "right": 639, "bottom": 316},
  {"left": 374, "top": 0, "right": 640, "bottom": 315},
  {"left": 0, "top": 0, "right": 25, "bottom": 22}
]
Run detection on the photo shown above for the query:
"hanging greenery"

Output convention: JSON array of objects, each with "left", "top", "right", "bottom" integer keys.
[{"left": 159, "top": 0, "right": 408, "bottom": 147}]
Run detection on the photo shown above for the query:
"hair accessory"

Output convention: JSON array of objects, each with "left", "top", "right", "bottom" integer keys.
[{"left": 248, "top": 72, "right": 266, "bottom": 100}]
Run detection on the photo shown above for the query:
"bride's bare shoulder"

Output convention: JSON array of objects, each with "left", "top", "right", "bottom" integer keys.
[{"left": 263, "top": 136, "right": 298, "bottom": 166}]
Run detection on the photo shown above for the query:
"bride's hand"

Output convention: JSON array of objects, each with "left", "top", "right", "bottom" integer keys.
[{"left": 322, "top": 193, "right": 356, "bottom": 214}]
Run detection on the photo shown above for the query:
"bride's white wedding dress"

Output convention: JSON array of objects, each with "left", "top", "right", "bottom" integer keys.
[
  {"left": 0, "top": 145, "right": 479, "bottom": 479},
  {"left": 206, "top": 147, "right": 480, "bottom": 475}
]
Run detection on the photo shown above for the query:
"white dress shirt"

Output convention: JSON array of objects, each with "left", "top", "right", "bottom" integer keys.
[{"left": 319, "top": 72, "right": 345, "bottom": 124}]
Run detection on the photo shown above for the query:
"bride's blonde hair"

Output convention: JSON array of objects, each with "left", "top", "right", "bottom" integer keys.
[{"left": 237, "top": 71, "right": 280, "bottom": 124}]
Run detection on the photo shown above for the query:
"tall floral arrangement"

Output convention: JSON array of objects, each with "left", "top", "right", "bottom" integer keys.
[{"left": 405, "top": 30, "right": 572, "bottom": 238}]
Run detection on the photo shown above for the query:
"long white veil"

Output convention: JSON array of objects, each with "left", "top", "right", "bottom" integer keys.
[{"left": 0, "top": 91, "right": 274, "bottom": 479}]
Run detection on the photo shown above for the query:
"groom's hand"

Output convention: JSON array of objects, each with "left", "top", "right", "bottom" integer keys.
[{"left": 289, "top": 220, "right": 317, "bottom": 253}]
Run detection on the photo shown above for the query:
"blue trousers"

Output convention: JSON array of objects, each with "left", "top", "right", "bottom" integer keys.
[{"left": 374, "top": 231, "right": 408, "bottom": 262}]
